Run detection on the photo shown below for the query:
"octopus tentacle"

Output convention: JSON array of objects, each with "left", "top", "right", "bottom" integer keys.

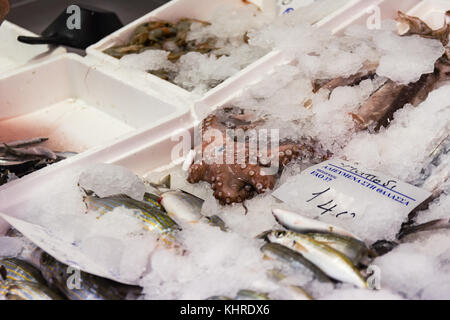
[{"left": 188, "top": 107, "right": 329, "bottom": 205}]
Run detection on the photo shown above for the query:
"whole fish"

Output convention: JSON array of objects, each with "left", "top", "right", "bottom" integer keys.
[
  {"left": 261, "top": 243, "right": 331, "bottom": 283},
  {"left": 0, "top": 138, "right": 48, "bottom": 150},
  {"left": 272, "top": 207, "right": 361, "bottom": 240},
  {"left": 303, "top": 232, "right": 369, "bottom": 265},
  {"left": 0, "top": 280, "right": 62, "bottom": 300},
  {"left": 82, "top": 190, "right": 180, "bottom": 235},
  {"left": 3, "top": 145, "right": 57, "bottom": 160},
  {"left": 158, "top": 188, "right": 227, "bottom": 231},
  {"left": 26, "top": 248, "right": 141, "bottom": 300},
  {"left": 266, "top": 230, "right": 367, "bottom": 288}
]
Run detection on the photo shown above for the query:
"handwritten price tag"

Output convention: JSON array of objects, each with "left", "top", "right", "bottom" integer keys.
[
  {"left": 273, "top": 160, "right": 432, "bottom": 222},
  {"left": 277, "top": 0, "right": 315, "bottom": 15}
]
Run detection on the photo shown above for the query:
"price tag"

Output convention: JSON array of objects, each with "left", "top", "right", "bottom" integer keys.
[
  {"left": 277, "top": 0, "right": 315, "bottom": 15},
  {"left": 272, "top": 160, "right": 432, "bottom": 240}
]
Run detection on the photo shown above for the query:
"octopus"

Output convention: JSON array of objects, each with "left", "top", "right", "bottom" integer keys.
[{"left": 187, "top": 107, "right": 329, "bottom": 205}]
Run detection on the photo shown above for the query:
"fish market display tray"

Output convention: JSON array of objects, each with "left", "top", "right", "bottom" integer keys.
[
  {"left": 0, "top": 20, "right": 65, "bottom": 75},
  {"left": 86, "top": 0, "right": 377, "bottom": 109},
  {"left": 0, "top": 0, "right": 448, "bottom": 296}
]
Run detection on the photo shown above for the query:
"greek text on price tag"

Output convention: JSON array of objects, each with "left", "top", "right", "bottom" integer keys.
[{"left": 272, "top": 159, "right": 432, "bottom": 220}]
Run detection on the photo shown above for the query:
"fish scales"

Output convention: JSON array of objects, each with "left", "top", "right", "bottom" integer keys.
[
  {"left": 84, "top": 193, "right": 180, "bottom": 234},
  {"left": 0, "top": 258, "right": 45, "bottom": 284}
]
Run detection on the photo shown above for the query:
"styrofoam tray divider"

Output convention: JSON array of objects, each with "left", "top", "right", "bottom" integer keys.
[{"left": 0, "top": 20, "right": 66, "bottom": 75}]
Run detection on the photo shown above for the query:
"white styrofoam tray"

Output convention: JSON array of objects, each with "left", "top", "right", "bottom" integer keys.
[
  {"left": 0, "top": 20, "right": 66, "bottom": 75},
  {"left": 0, "top": 53, "right": 192, "bottom": 210},
  {"left": 0, "top": 0, "right": 447, "bottom": 283}
]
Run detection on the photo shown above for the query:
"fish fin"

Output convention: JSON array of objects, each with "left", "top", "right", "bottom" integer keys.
[
  {"left": 77, "top": 184, "right": 98, "bottom": 197},
  {"left": 149, "top": 174, "right": 171, "bottom": 190},
  {"left": 160, "top": 174, "right": 171, "bottom": 189},
  {"left": 242, "top": 202, "right": 248, "bottom": 215},
  {"left": 255, "top": 230, "right": 272, "bottom": 240}
]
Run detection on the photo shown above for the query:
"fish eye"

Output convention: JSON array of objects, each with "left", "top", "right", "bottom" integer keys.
[{"left": 275, "top": 231, "right": 284, "bottom": 238}]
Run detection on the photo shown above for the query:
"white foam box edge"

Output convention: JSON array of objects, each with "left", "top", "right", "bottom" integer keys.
[
  {"left": 0, "top": 20, "right": 66, "bottom": 75},
  {"left": 85, "top": 0, "right": 373, "bottom": 107},
  {"left": 0, "top": 53, "right": 193, "bottom": 213}
]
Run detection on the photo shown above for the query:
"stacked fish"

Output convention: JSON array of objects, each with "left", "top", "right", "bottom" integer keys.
[
  {"left": 0, "top": 175, "right": 229, "bottom": 300},
  {"left": 260, "top": 208, "right": 371, "bottom": 290}
]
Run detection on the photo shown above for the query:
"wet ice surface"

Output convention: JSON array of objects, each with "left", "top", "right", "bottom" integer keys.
[{"left": 2, "top": 7, "right": 450, "bottom": 300}]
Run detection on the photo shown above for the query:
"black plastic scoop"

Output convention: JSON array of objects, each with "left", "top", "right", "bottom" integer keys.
[{"left": 17, "top": 4, "right": 123, "bottom": 49}]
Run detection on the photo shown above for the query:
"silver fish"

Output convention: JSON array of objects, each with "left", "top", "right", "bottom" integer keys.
[
  {"left": 267, "top": 230, "right": 367, "bottom": 288},
  {"left": 261, "top": 243, "right": 331, "bottom": 283},
  {"left": 303, "top": 232, "right": 369, "bottom": 265},
  {"left": 0, "top": 138, "right": 48, "bottom": 149},
  {"left": 82, "top": 191, "right": 180, "bottom": 236},
  {"left": 272, "top": 207, "right": 361, "bottom": 240},
  {"left": 30, "top": 248, "right": 141, "bottom": 300},
  {"left": 3, "top": 145, "right": 57, "bottom": 160}
]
